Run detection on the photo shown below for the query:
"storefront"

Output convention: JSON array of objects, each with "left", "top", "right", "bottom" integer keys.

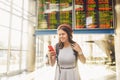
[{"left": 35, "top": 0, "right": 115, "bottom": 68}]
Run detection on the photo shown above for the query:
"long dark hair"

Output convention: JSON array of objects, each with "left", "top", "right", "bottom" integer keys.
[
  {"left": 57, "top": 24, "right": 75, "bottom": 49},
  {"left": 57, "top": 24, "right": 78, "bottom": 60}
]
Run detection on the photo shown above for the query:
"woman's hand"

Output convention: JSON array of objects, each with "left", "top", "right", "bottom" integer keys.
[
  {"left": 71, "top": 43, "right": 86, "bottom": 64},
  {"left": 48, "top": 50, "right": 56, "bottom": 57},
  {"left": 47, "top": 50, "right": 56, "bottom": 66},
  {"left": 71, "top": 43, "right": 82, "bottom": 54}
]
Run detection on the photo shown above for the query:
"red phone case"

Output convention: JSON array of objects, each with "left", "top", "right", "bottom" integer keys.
[{"left": 48, "top": 45, "right": 54, "bottom": 51}]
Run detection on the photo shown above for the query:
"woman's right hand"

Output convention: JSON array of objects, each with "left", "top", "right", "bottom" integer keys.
[
  {"left": 47, "top": 50, "right": 56, "bottom": 66},
  {"left": 48, "top": 50, "right": 56, "bottom": 57}
]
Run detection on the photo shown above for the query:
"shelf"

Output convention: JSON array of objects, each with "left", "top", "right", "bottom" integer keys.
[
  {"left": 35, "top": 29, "right": 115, "bottom": 35},
  {"left": 38, "top": 0, "right": 114, "bottom": 32}
]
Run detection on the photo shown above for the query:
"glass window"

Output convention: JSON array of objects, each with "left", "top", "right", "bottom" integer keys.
[
  {"left": 0, "top": 9, "right": 10, "bottom": 27},
  {"left": 35, "top": 35, "right": 50, "bottom": 67},
  {"left": 0, "top": 50, "right": 7, "bottom": 74},
  {"left": 0, "top": 0, "right": 30, "bottom": 76},
  {"left": 23, "top": 20, "right": 28, "bottom": 33},
  {"left": 12, "top": 5, "right": 22, "bottom": 17},
  {"left": 0, "top": 1, "right": 10, "bottom": 11},
  {"left": 23, "top": 0, "right": 29, "bottom": 20},
  {"left": 12, "top": 0, "right": 23, "bottom": 17},
  {"left": 11, "top": 15, "right": 22, "bottom": 30},
  {"left": 21, "top": 51, "right": 27, "bottom": 69},
  {"left": 11, "top": 30, "right": 21, "bottom": 50},
  {"left": 0, "top": 26, "right": 9, "bottom": 49},
  {"left": 22, "top": 33, "right": 28, "bottom": 50},
  {"left": 9, "top": 51, "right": 20, "bottom": 72},
  {"left": 13, "top": 0, "right": 23, "bottom": 8}
]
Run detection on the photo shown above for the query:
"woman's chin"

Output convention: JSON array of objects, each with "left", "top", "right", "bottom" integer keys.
[
  {"left": 61, "top": 40, "right": 66, "bottom": 42},
  {"left": 60, "top": 40, "right": 65, "bottom": 42}
]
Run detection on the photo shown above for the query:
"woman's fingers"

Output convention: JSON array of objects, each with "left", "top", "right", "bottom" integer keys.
[
  {"left": 48, "top": 51, "right": 56, "bottom": 56},
  {"left": 71, "top": 43, "right": 81, "bottom": 52}
]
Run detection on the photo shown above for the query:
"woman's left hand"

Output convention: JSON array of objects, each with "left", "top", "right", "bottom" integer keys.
[
  {"left": 71, "top": 43, "right": 86, "bottom": 63},
  {"left": 71, "top": 43, "right": 82, "bottom": 54}
]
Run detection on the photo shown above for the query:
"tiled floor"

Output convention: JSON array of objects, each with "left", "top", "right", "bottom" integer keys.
[{"left": 0, "top": 63, "right": 116, "bottom": 80}]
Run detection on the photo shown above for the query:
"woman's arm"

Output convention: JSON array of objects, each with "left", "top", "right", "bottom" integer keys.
[
  {"left": 72, "top": 43, "right": 86, "bottom": 64},
  {"left": 47, "top": 51, "right": 56, "bottom": 66},
  {"left": 78, "top": 51, "right": 86, "bottom": 64}
]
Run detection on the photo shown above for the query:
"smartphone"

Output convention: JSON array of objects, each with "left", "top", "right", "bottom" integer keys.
[{"left": 48, "top": 45, "right": 55, "bottom": 51}]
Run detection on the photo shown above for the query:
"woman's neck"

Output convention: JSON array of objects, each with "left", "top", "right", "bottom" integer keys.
[{"left": 64, "top": 42, "right": 70, "bottom": 47}]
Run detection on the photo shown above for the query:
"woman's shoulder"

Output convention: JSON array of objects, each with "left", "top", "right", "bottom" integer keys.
[{"left": 72, "top": 42, "right": 80, "bottom": 45}]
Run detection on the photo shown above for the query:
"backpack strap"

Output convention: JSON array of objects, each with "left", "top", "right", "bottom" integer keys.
[
  {"left": 55, "top": 43, "right": 61, "bottom": 80},
  {"left": 55, "top": 43, "right": 78, "bottom": 62},
  {"left": 55, "top": 43, "right": 59, "bottom": 62}
]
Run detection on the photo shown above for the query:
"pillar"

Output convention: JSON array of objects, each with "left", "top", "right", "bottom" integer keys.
[
  {"left": 115, "top": 33, "right": 120, "bottom": 80},
  {"left": 27, "top": 25, "right": 35, "bottom": 72},
  {"left": 26, "top": 0, "right": 37, "bottom": 72},
  {"left": 115, "top": 0, "right": 120, "bottom": 79}
]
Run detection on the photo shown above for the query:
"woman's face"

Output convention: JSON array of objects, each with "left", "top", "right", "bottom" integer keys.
[{"left": 57, "top": 29, "right": 69, "bottom": 43}]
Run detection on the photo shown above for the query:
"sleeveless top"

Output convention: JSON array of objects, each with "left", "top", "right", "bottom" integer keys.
[{"left": 54, "top": 46, "right": 81, "bottom": 80}]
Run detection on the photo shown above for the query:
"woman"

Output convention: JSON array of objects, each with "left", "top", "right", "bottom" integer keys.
[{"left": 48, "top": 24, "right": 86, "bottom": 80}]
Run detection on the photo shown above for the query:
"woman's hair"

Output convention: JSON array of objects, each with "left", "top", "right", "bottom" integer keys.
[
  {"left": 57, "top": 24, "right": 78, "bottom": 59},
  {"left": 57, "top": 24, "right": 75, "bottom": 49}
]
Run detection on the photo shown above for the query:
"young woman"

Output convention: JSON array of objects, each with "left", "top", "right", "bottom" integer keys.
[{"left": 47, "top": 24, "right": 86, "bottom": 80}]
